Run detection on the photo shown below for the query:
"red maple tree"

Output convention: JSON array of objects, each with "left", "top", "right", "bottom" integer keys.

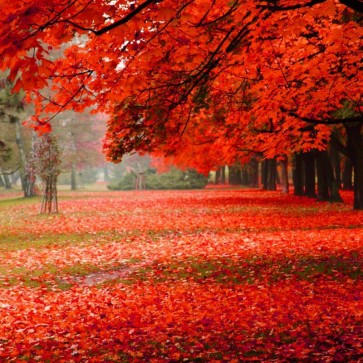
[{"left": 0, "top": 0, "right": 362, "bottom": 207}]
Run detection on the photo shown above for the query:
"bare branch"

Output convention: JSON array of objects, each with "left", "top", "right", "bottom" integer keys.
[
  {"left": 257, "top": 0, "right": 327, "bottom": 11},
  {"left": 288, "top": 111, "right": 363, "bottom": 125},
  {"left": 64, "top": 0, "right": 162, "bottom": 36}
]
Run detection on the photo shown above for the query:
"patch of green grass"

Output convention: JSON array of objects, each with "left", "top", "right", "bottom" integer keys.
[
  {"left": 0, "top": 196, "right": 40, "bottom": 208},
  {"left": 62, "top": 263, "right": 109, "bottom": 277},
  {"left": 0, "top": 262, "right": 113, "bottom": 289},
  {"left": 0, "top": 229, "right": 151, "bottom": 252},
  {"left": 2, "top": 250, "right": 360, "bottom": 290},
  {"left": 0, "top": 233, "right": 89, "bottom": 251},
  {"left": 121, "top": 252, "right": 362, "bottom": 285}
]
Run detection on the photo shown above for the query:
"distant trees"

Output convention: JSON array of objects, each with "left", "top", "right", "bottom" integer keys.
[
  {"left": 0, "top": 78, "right": 37, "bottom": 196},
  {"left": 52, "top": 111, "right": 106, "bottom": 190}
]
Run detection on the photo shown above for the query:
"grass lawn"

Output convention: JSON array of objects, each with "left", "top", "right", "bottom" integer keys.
[{"left": 0, "top": 187, "right": 362, "bottom": 362}]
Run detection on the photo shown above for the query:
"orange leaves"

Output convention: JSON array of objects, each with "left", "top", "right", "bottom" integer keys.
[{"left": 1, "top": 0, "right": 361, "bottom": 164}]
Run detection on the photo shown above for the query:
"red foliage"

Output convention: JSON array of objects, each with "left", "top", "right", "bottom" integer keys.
[{"left": 1, "top": 1, "right": 361, "bottom": 164}]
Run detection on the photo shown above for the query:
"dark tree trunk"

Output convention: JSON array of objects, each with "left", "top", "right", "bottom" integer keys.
[
  {"left": 318, "top": 150, "right": 342, "bottom": 202},
  {"left": 330, "top": 145, "right": 342, "bottom": 189},
  {"left": 342, "top": 157, "right": 353, "bottom": 190},
  {"left": 280, "top": 156, "right": 289, "bottom": 194},
  {"left": 263, "top": 158, "right": 277, "bottom": 191},
  {"left": 293, "top": 153, "right": 304, "bottom": 196},
  {"left": 215, "top": 166, "right": 226, "bottom": 184},
  {"left": 220, "top": 166, "right": 226, "bottom": 184},
  {"left": 241, "top": 168, "right": 249, "bottom": 185},
  {"left": 0, "top": 175, "right": 4, "bottom": 187},
  {"left": 316, "top": 150, "right": 342, "bottom": 202},
  {"left": 262, "top": 160, "right": 268, "bottom": 190},
  {"left": 267, "top": 158, "right": 277, "bottom": 191},
  {"left": 249, "top": 158, "right": 259, "bottom": 188},
  {"left": 229, "top": 165, "right": 242, "bottom": 185},
  {"left": 215, "top": 168, "right": 220, "bottom": 184},
  {"left": 303, "top": 151, "right": 316, "bottom": 198},
  {"left": 275, "top": 166, "right": 281, "bottom": 185},
  {"left": 345, "top": 121, "right": 363, "bottom": 210},
  {"left": 21, "top": 174, "right": 36, "bottom": 197},
  {"left": 316, "top": 152, "right": 330, "bottom": 201}
]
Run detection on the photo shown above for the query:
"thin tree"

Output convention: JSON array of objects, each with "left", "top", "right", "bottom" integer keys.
[{"left": 33, "top": 134, "right": 61, "bottom": 213}]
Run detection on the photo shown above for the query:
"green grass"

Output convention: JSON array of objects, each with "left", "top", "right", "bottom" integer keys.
[
  {"left": 0, "top": 261, "right": 133, "bottom": 289},
  {"left": 0, "top": 195, "right": 40, "bottom": 207},
  {"left": 0, "top": 233, "right": 89, "bottom": 251},
  {"left": 119, "top": 253, "right": 363, "bottom": 286}
]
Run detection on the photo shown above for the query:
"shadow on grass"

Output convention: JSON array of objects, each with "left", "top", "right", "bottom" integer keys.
[{"left": 119, "top": 251, "right": 362, "bottom": 286}]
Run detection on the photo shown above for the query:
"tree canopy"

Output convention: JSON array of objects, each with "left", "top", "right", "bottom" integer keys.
[{"left": 0, "top": 1, "right": 362, "bottom": 169}]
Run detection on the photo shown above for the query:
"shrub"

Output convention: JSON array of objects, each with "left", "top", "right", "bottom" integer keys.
[
  {"left": 107, "top": 172, "right": 136, "bottom": 190},
  {"left": 107, "top": 168, "right": 208, "bottom": 190}
]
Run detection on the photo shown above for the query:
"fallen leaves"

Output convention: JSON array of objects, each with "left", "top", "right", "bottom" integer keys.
[{"left": 0, "top": 189, "right": 362, "bottom": 361}]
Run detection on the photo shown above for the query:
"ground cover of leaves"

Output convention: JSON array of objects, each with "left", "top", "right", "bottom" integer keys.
[{"left": 0, "top": 189, "right": 361, "bottom": 362}]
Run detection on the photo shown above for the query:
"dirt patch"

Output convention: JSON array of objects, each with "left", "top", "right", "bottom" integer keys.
[{"left": 68, "top": 260, "right": 151, "bottom": 286}]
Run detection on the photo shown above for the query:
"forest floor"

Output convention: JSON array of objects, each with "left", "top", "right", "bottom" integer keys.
[{"left": 0, "top": 188, "right": 362, "bottom": 362}]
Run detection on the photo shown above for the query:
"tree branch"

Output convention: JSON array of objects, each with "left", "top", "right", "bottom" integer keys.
[
  {"left": 288, "top": 111, "right": 363, "bottom": 125},
  {"left": 257, "top": 0, "right": 326, "bottom": 11},
  {"left": 330, "top": 133, "right": 349, "bottom": 157},
  {"left": 65, "top": 0, "right": 162, "bottom": 36}
]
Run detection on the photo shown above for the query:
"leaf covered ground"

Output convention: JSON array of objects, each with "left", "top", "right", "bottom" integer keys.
[{"left": 0, "top": 189, "right": 362, "bottom": 362}]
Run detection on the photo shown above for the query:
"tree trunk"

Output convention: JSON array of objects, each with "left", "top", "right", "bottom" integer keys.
[
  {"left": 229, "top": 165, "right": 242, "bottom": 185},
  {"left": 249, "top": 158, "right": 259, "bottom": 188},
  {"left": 70, "top": 130, "right": 78, "bottom": 190},
  {"left": 11, "top": 173, "right": 19, "bottom": 185},
  {"left": 15, "top": 120, "right": 36, "bottom": 197},
  {"left": 316, "top": 151, "right": 330, "bottom": 201},
  {"left": 275, "top": 166, "right": 281, "bottom": 185},
  {"left": 3, "top": 174, "right": 12, "bottom": 189},
  {"left": 316, "top": 150, "right": 342, "bottom": 202},
  {"left": 293, "top": 153, "right": 304, "bottom": 196},
  {"left": 71, "top": 161, "right": 77, "bottom": 190},
  {"left": 220, "top": 166, "right": 226, "bottom": 184},
  {"left": 268, "top": 158, "right": 277, "bottom": 191},
  {"left": 329, "top": 145, "right": 342, "bottom": 189},
  {"left": 215, "top": 167, "right": 221, "bottom": 184},
  {"left": 262, "top": 160, "right": 268, "bottom": 190},
  {"left": 279, "top": 156, "right": 289, "bottom": 194},
  {"left": 303, "top": 151, "right": 316, "bottom": 198},
  {"left": 135, "top": 172, "right": 146, "bottom": 190},
  {"left": 103, "top": 164, "right": 110, "bottom": 182},
  {"left": 0, "top": 169, "right": 10, "bottom": 188},
  {"left": 263, "top": 158, "right": 277, "bottom": 191},
  {"left": 342, "top": 157, "right": 353, "bottom": 190},
  {"left": 242, "top": 168, "right": 249, "bottom": 185},
  {"left": 345, "top": 121, "right": 363, "bottom": 210},
  {"left": 41, "top": 175, "right": 58, "bottom": 213}
]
